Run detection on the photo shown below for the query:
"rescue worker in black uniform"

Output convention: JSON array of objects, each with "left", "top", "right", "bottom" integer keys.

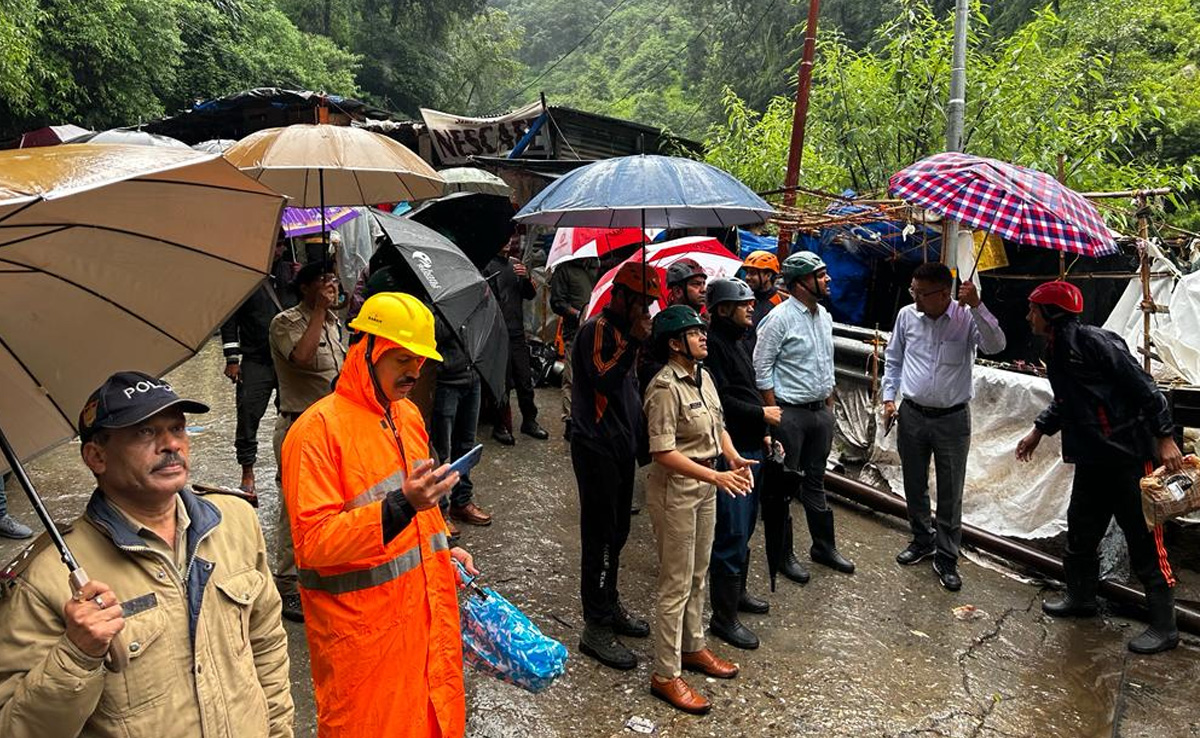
[
  {"left": 572, "top": 262, "right": 660, "bottom": 670},
  {"left": 1016, "top": 280, "right": 1184, "bottom": 654},
  {"left": 702, "top": 278, "right": 781, "bottom": 650}
]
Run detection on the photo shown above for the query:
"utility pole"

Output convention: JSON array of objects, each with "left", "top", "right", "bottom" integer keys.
[
  {"left": 777, "top": 0, "right": 821, "bottom": 258},
  {"left": 942, "top": 0, "right": 969, "bottom": 268},
  {"left": 945, "top": 0, "right": 969, "bottom": 152}
]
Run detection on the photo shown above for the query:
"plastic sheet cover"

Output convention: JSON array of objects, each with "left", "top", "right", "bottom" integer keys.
[{"left": 863, "top": 366, "right": 1074, "bottom": 539}]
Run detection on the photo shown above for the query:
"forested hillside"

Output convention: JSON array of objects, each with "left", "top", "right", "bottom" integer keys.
[{"left": 4, "top": 0, "right": 1198, "bottom": 223}]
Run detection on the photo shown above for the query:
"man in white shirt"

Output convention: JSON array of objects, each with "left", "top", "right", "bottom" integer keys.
[{"left": 882, "top": 262, "right": 1006, "bottom": 591}]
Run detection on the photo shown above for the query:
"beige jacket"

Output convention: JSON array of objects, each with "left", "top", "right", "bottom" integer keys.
[{"left": 0, "top": 487, "right": 293, "bottom": 738}]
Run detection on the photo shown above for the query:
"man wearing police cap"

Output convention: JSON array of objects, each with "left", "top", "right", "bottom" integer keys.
[{"left": 0, "top": 372, "right": 293, "bottom": 738}]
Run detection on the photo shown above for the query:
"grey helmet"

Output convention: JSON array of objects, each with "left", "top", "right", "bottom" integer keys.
[
  {"left": 665, "top": 257, "right": 706, "bottom": 287},
  {"left": 705, "top": 277, "right": 755, "bottom": 310}
]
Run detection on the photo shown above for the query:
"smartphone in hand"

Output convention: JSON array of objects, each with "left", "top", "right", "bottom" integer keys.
[{"left": 440, "top": 444, "right": 484, "bottom": 482}]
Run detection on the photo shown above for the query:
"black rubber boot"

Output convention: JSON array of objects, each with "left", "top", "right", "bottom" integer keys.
[
  {"left": 780, "top": 520, "right": 810, "bottom": 584},
  {"left": 1042, "top": 555, "right": 1099, "bottom": 618},
  {"left": 1128, "top": 586, "right": 1180, "bottom": 654},
  {"left": 709, "top": 574, "right": 759, "bottom": 650},
  {"left": 738, "top": 554, "right": 769, "bottom": 614},
  {"left": 579, "top": 622, "right": 637, "bottom": 670},
  {"left": 806, "top": 507, "right": 856, "bottom": 574}
]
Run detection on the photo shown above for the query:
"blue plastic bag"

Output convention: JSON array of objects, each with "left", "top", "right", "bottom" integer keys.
[{"left": 455, "top": 563, "right": 568, "bottom": 692}]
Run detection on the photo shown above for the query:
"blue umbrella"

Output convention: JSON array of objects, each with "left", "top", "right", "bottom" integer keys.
[{"left": 512, "top": 154, "right": 774, "bottom": 229}]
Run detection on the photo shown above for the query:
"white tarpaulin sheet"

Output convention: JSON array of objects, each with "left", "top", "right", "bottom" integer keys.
[
  {"left": 867, "top": 365, "right": 1074, "bottom": 539},
  {"left": 1102, "top": 254, "right": 1200, "bottom": 384}
]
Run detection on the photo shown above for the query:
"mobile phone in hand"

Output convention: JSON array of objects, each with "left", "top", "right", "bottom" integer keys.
[{"left": 440, "top": 444, "right": 484, "bottom": 482}]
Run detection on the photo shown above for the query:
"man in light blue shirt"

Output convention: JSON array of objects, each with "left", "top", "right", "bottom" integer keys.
[
  {"left": 754, "top": 252, "right": 855, "bottom": 580},
  {"left": 882, "top": 262, "right": 1006, "bottom": 591}
]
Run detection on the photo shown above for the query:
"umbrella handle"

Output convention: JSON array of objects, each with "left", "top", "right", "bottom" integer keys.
[{"left": 69, "top": 567, "right": 129, "bottom": 673}]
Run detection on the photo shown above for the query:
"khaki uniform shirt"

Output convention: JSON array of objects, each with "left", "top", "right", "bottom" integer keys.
[
  {"left": 269, "top": 303, "right": 345, "bottom": 414},
  {"left": 644, "top": 360, "right": 724, "bottom": 462},
  {"left": 110, "top": 494, "right": 191, "bottom": 575}
]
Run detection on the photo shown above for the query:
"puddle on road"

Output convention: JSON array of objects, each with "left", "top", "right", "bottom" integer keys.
[{"left": 3, "top": 339, "right": 1196, "bottom": 737}]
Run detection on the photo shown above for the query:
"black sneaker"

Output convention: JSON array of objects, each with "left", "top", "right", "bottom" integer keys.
[
  {"left": 896, "top": 542, "right": 936, "bottom": 566},
  {"left": 579, "top": 624, "right": 637, "bottom": 670},
  {"left": 281, "top": 592, "right": 305, "bottom": 622},
  {"left": 613, "top": 603, "right": 650, "bottom": 638},
  {"left": 520, "top": 420, "right": 549, "bottom": 440},
  {"left": 933, "top": 561, "right": 962, "bottom": 591}
]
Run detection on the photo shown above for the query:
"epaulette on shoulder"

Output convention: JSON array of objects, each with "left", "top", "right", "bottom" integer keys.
[
  {"left": 1, "top": 521, "right": 72, "bottom": 588},
  {"left": 191, "top": 483, "right": 259, "bottom": 508},
  {"left": 652, "top": 374, "right": 672, "bottom": 388}
]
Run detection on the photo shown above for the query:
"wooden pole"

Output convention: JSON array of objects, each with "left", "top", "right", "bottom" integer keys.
[
  {"left": 776, "top": 0, "right": 821, "bottom": 258},
  {"left": 1138, "top": 196, "right": 1153, "bottom": 373},
  {"left": 1057, "top": 154, "right": 1067, "bottom": 279}
]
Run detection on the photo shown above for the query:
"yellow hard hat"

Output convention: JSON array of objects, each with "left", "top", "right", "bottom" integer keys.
[{"left": 348, "top": 292, "right": 443, "bottom": 362}]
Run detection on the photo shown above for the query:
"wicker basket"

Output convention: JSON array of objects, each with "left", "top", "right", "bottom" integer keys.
[{"left": 1140, "top": 455, "right": 1200, "bottom": 530}]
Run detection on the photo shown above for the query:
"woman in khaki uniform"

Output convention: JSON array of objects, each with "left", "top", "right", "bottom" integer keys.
[{"left": 643, "top": 305, "right": 756, "bottom": 715}]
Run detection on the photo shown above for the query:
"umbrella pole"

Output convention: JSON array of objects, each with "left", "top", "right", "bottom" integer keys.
[
  {"left": 320, "top": 170, "right": 328, "bottom": 262},
  {"left": 0, "top": 424, "right": 128, "bottom": 672}
]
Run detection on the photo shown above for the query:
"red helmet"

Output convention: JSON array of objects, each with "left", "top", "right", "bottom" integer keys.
[
  {"left": 612, "top": 262, "right": 662, "bottom": 300},
  {"left": 1029, "top": 281, "right": 1083, "bottom": 314}
]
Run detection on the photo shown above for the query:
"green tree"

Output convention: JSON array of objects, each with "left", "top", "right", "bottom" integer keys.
[{"left": 704, "top": 0, "right": 1200, "bottom": 229}]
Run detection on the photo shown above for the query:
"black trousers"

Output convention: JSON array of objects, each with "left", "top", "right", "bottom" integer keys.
[
  {"left": 499, "top": 334, "right": 538, "bottom": 422},
  {"left": 234, "top": 358, "right": 278, "bottom": 467},
  {"left": 775, "top": 405, "right": 835, "bottom": 512},
  {"left": 572, "top": 441, "right": 636, "bottom": 625},
  {"left": 1068, "top": 461, "right": 1175, "bottom": 590}
]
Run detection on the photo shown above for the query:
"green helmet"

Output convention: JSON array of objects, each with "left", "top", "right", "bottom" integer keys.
[
  {"left": 652, "top": 305, "right": 706, "bottom": 341},
  {"left": 780, "top": 251, "right": 827, "bottom": 283}
]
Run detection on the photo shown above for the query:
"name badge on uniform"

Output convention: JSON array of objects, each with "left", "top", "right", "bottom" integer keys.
[{"left": 688, "top": 401, "right": 703, "bottom": 410}]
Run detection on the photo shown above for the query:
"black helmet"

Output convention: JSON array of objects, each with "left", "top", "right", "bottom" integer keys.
[
  {"left": 705, "top": 277, "right": 754, "bottom": 309},
  {"left": 665, "top": 258, "right": 706, "bottom": 287}
]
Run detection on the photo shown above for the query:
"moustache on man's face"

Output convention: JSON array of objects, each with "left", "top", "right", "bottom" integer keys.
[{"left": 152, "top": 452, "right": 187, "bottom": 472}]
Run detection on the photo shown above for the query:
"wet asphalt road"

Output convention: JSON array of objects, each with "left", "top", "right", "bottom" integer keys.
[{"left": 2, "top": 339, "right": 1198, "bottom": 737}]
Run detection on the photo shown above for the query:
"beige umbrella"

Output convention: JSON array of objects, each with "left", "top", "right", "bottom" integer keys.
[
  {"left": 0, "top": 143, "right": 285, "bottom": 670},
  {"left": 438, "top": 166, "right": 512, "bottom": 197},
  {"left": 224, "top": 124, "right": 444, "bottom": 207},
  {"left": 0, "top": 144, "right": 285, "bottom": 463}
]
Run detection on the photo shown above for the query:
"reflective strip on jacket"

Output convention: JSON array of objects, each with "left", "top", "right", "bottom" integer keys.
[{"left": 281, "top": 337, "right": 464, "bottom": 738}]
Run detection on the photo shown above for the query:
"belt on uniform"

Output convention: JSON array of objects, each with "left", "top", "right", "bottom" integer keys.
[
  {"left": 905, "top": 400, "right": 967, "bottom": 418},
  {"left": 691, "top": 457, "right": 719, "bottom": 468},
  {"left": 780, "top": 399, "right": 827, "bottom": 412}
]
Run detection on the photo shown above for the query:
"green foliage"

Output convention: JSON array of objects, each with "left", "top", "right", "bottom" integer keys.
[
  {"left": 0, "top": 0, "right": 360, "bottom": 140},
  {"left": 273, "top": 0, "right": 485, "bottom": 115},
  {"left": 438, "top": 8, "right": 527, "bottom": 113},
  {"left": 703, "top": 0, "right": 1200, "bottom": 229}
]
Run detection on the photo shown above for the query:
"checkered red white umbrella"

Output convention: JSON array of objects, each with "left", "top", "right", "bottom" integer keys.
[
  {"left": 584, "top": 237, "right": 743, "bottom": 319},
  {"left": 889, "top": 152, "right": 1117, "bottom": 257}
]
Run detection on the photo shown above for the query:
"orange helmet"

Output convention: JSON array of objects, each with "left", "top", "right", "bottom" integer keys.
[
  {"left": 612, "top": 262, "right": 662, "bottom": 300},
  {"left": 743, "top": 250, "right": 780, "bottom": 273},
  {"left": 1029, "top": 281, "right": 1083, "bottom": 314}
]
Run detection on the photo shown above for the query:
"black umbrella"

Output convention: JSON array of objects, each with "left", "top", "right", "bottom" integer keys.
[
  {"left": 760, "top": 441, "right": 804, "bottom": 592},
  {"left": 404, "top": 192, "right": 516, "bottom": 269},
  {"left": 371, "top": 209, "right": 508, "bottom": 404}
]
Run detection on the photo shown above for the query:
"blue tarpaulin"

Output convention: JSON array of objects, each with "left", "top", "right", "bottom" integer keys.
[{"left": 737, "top": 229, "right": 778, "bottom": 258}]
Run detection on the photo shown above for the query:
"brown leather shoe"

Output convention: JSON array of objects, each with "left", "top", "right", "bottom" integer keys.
[
  {"left": 650, "top": 675, "right": 711, "bottom": 715},
  {"left": 449, "top": 502, "right": 493, "bottom": 527},
  {"left": 681, "top": 648, "right": 739, "bottom": 679}
]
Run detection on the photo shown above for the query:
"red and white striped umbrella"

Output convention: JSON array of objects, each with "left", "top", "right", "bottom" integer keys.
[
  {"left": 584, "top": 237, "right": 743, "bottom": 319},
  {"left": 547, "top": 226, "right": 662, "bottom": 269}
]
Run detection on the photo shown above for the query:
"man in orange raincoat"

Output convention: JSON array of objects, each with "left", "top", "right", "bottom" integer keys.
[{"left": 281, "top": 292, "right": 479, "bottom": 738}]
